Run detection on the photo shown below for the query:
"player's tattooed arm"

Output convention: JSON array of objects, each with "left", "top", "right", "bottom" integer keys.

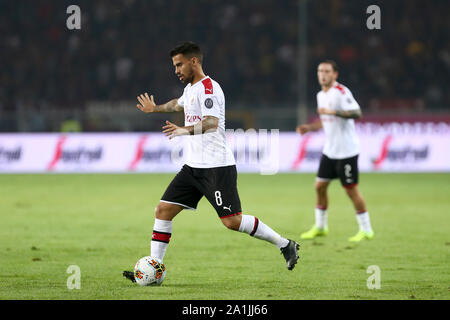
[
  {"left": 137, "top": 93, "right": 183, "bottom": 113},
  {"left": 192, "top": 116, "right": 219, "bottom": 134},
  {"left": 162, "top": 116, "right": 219, "bottom": 140},
  {"left": 334, "top": 109, "right": 362, "bottom": 119},
  {"left": 154, "top": 98, "right": 184, "bottom": 112},
  {"left": 318, "top": 108, "right": 361, "bottom": 119}
]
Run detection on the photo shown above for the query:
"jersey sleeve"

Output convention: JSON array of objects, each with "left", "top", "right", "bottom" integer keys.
[
  {"left": 340, "top": 88, "right": 360, "bottom": 111},
  {"left": 199, "top": 79, "right": 222, "bottom": 118}
]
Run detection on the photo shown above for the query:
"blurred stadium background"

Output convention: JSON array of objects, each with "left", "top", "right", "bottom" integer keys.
[{"left": 0, "top": 0, "right": 449, "bottom": 173}]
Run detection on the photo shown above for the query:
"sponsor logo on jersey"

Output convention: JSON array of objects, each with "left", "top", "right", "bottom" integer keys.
[{"left": 185, "top": 114, "right": 202, "bottom": 122}]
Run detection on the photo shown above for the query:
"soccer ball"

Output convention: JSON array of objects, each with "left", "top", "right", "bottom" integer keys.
[{"left": 134, "top": 256, "right": 166, "bottom": 286}]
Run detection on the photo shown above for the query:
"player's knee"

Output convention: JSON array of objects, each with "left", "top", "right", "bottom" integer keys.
[
  {"left": 221, "top": 215, "right": 241, "bottom": 231},
  {"left": 155, "top": 202, "right": 175, "bottom": 220},
  {"left": 155, "top": 203, "right": 165, "bottom": 219},
  {"left": 315, "top": 181, "right": 328, "bottom": 194}
]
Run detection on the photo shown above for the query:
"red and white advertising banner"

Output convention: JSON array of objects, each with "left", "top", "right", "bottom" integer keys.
[{"left": 0, "top": 123, "right": 449, "bottom": 173}]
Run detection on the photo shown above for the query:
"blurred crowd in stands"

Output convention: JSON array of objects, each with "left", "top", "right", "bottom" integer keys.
[{"left": 1, "top": 0, "right": 448, "bottom": 131}]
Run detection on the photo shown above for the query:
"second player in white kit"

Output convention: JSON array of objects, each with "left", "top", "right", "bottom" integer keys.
[{"left": 296, "top": 60, "right": 374, "bottom": 242}]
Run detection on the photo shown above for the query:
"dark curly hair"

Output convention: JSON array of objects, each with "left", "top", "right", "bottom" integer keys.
[{"left": 169, "top": 41, "right": 203, "bottom": 64}]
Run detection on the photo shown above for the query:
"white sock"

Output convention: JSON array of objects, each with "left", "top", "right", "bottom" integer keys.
[
  {"left": 356, "top": 211, "right": 373, "bottom": 233},
  {"left": 315, "top": 207, "right": 328, "bottom": 229},
  {"left": 151, "top": 218, "right": 173, "bottom": 262},
  {"left": 238, "top": 214, "right": 289, "bottom": 249}
]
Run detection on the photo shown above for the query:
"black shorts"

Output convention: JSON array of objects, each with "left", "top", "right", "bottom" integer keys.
[
  {"left": 161, "top": 164, "right": 242, "bottom": 219},
  {"left": 317, "top": 154, "right": 359, "bottom": 188}
]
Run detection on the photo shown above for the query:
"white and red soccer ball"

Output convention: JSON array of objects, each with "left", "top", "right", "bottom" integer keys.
[{"left": 134, "top": 256, "right": 166, "bottom": 286}]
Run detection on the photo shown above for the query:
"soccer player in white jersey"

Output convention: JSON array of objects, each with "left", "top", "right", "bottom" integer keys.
[
  {"left": 123, "top": 42, "right": 299, "bottom": 282},
  {"left": 296, "top": 60, "right": 374, "bottom": 242}
]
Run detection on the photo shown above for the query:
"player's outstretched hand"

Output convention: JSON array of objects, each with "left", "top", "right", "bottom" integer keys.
[
  {"left": 137, "top": 93, "right": 156, "bottom": 113},
  {"left": 162, "top": 120, "right": 189, "bottom": 140},
  {"left": 296, "top": 124, "right": 309, "bottom": 135}
]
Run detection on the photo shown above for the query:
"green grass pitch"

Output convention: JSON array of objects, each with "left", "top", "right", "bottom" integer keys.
[{"left": 0, "top": 173, "right": 449, "bottom": 300}]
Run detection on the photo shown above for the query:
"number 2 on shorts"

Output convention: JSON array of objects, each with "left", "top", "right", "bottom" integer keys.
[{"left": 344, "top": 164, "right": 352, "bottom": 178}]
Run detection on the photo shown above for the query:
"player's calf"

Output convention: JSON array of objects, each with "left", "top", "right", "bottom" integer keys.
[
  {"left": 343, "top": 185, "right": 366, "bottom": 212},
  {"left": 315, "top": 180, "right": 329, "bottom": 210}
]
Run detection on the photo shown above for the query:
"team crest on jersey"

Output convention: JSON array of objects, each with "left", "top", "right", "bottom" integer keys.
[{"left": 204, "top": 98, "right": 213, "bottom": 109}]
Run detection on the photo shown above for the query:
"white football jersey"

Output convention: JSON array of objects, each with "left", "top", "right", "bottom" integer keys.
[
  {"left": 177, "top": 76, "right": 235, "bottom": 168},
  {"left": 317, "top": 82, "right": 360, "bottom": 159}
]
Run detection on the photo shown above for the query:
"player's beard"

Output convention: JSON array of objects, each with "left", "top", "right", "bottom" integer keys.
[
  {"left": 180, "top": 69, "right": 194, "bottom": 84},
  {"left": 185, "top": 75, "right": 194, "bottom": 84}
]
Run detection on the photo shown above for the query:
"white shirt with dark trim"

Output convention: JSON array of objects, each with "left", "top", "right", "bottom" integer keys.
[
  {"left": 177, "top": 76, "right": 235, "bottom": 168},
  {"left": 316, "top": 81, "right": 360, "bottom": 159}
]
